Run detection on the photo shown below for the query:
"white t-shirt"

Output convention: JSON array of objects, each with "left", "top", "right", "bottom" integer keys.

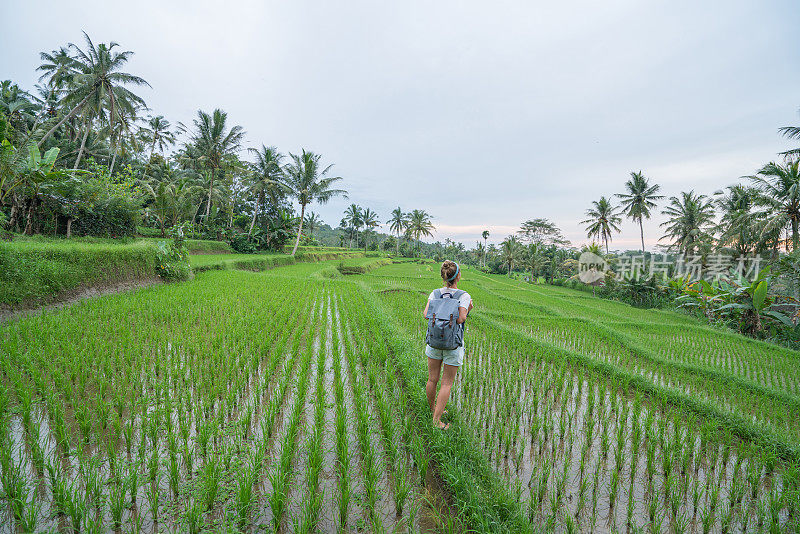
[{"left": 428, "top": 287, "right": 472, "bottom": 311}]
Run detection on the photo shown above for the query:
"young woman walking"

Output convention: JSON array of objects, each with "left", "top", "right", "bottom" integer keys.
[{"left": 423, "top": 260, "right": 473, "bottom": 430}]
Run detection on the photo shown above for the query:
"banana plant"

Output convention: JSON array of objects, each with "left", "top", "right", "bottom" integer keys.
[
  {"left": 715, "top": 267, "right": 794, "bottom": 334},
  {"left": 676, "top": 278, "right": 723, "bottom": 317}
]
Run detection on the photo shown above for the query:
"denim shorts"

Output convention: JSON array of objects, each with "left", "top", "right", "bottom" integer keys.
[{"left": 426, "top": 344, "right": 464, "bottom": 367}]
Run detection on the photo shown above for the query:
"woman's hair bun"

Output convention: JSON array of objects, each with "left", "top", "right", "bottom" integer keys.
[{"left": 441, "top": 260, "right": 458, "bottom": 283}]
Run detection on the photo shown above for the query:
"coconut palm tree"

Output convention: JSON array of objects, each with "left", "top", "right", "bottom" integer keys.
[
  {"left": 747, "top": 160, "right": 800, "bottom": 252},
  {"left": 361, "top": 208, "right": 380, "bottom": 251},
  {"left": 779, "top": 109, "right": 800, "bottom": 159},
  {"left": 481, "top": 229, "right": 490, "bottom": 267},
  {"left": 476, "top": 242, "right": 485, "bottom": 267},
  {"left": 139, "top": 115, "right": 176, "bottom": 177},
  {"left": 407, "top": 209, "right": 435, "bottom": 254},
  {"left": 304, "top": 212, "right": 322, "bottom": 240},
  {"left": 186, "top": 108, "right": 245, "bottom": 220},
  {"left": 616, "top": 171, "right": 664, "bottom": 252},
  {"left": 714, "top": 184, "right": 759, "bottom": 256},
  {"left": 343, "top": 204, "right": 363, "bottom": 248},
  {"left": 388, "top": 207, "right": 408, "bottom": 255},
  {"left": 281, "top": 149, "right": 347, "bottom": 256},
  {"left": 103, "top": 101, "right": 143, "bottom": 174},
  {"left": 501, "top": 235, "right": 522, "bottom": 277},
  {"left": 581, "top": 196, "right": 622, "bottom": 253},
  {"left": 524, "top": 243, "right": 550, "bottom": 282},
  {"left": 247, "top": 145, "right": 285, "bottom": 235},
  {"left": 659, "top": 191, "right": 715, "bottom": 256},
  {"left": 36, "top": 32, "right": 150, "bottom": 148}
]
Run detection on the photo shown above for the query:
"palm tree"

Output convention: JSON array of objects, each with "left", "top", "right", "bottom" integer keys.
[
  {"left": 247, "top": 145, "right": 285, "bottom": 235},
  {"left": 407, "top": 209, "right": 435, "bottom": 254},
  {"left": 501, "top": 235, "right": 522, "bottom": 276},
  {"left": 388, "top": 207, "right": 408, "bottom": 255},
  {"left": 481, "top": 230, "right": 489, "bottom": 267},
  {"left": 186, "top": 109, "right": 245, "bottom": 220},
  {"left": 747, "top": 160, "right": 800, "bottom": 252},
  {"left": 659, "top": 191, "right": 715, "bottom": 256},
  {"left": 361, "top": 208, "right": 380, "bottom": 251},
  {"left": 304, "top": 212, "right": 322, "bottom": 241},
  {"left": 616, "top": 171, "right": 664, "bottom": 252},
  {"left": 343, "top": 204, "right": 363, "bottom": 248},
  {"left": 139, "top": 115, "right": 176, "bottom": 177},
  {"left": 525, "top": 243, "right": 550, "bottom": 282},
  {"left": 104, "top": 101, "right": 143, "bottom": 174},
  {"left": 581, "top": 196, "right": 622, "bottom": 254},
  {"left": 779, "top": 109, "right": 800, "bottom": 159},
  {"left": 476, "top": 242, "right": 485, "bottom": 267},
  {"left": 36, "top": 32, "right": 150, "bottom": 148},
  {"left": 714, "top": 184, "right": 759, "bottom": 256},
  {"left": 281, "top": 150, "right": 347, "bottom": 256}
]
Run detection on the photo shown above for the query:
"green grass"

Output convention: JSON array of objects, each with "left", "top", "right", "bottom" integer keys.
[
  {"left": 0, "top": 239, "right": 159, "bottom": 306},
  {"left": 190, "top": 249, "right": 370, "bottom": 273}
]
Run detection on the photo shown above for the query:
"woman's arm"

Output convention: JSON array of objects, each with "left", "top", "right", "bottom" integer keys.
[
  {"left": 456, "top": 299, "right": 474, "bottom": 324},
  {"left": 423, "top": 300, "right": 430, "bottom": 319}
]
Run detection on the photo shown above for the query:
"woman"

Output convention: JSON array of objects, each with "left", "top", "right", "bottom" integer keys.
[{"left": 423, "top": 260, "right": 473, "bottom": 430}]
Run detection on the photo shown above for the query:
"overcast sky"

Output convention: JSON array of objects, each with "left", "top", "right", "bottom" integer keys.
[{"left": 4, "top": 0, "right": 799, "bottom": 249}]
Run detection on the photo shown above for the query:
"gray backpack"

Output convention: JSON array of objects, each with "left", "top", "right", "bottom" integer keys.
[{"left": 425, "top": 289, "right": 465, "bottom": 350}]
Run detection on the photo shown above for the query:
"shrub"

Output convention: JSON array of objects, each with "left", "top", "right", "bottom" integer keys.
[
  {"left": 229, "top": 233, "right": 257, "bottom": 254},
  {"left": 155, "top": 226, "right": 190, "bottom": 282}
]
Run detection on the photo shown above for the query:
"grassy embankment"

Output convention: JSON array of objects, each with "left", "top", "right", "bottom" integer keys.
[{"left": 1, "top": 236, "right": 375, "bottom": 307}]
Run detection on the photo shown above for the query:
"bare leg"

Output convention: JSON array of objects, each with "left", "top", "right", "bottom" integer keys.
[
  {"left": 433, "top": 364, "right": 458, "bottom": 427},
  {"left": 426, "top": 357, "right": 442, "bottom": 414}
]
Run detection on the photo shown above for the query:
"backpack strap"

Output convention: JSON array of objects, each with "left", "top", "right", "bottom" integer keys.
[
  {"left": 451, "top": 289, "right": 465, "bottom": 300},
  {"left": 433, "top": 288, "right": 442, "bottom": 299}
]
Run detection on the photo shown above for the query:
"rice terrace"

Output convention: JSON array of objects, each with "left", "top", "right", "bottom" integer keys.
[{"left": 3, "top": 2, "right": 800, "bottom": 533}]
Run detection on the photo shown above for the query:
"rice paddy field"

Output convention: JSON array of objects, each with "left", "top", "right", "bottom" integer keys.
[{"left": 1, "top": 258, "right": 799, "bottom": 533}]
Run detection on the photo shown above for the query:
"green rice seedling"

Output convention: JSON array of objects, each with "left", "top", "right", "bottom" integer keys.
[
  {"left": 648, "top": 493, "right": 658, "bottom": 523},
  {"left": 609, "top": 468, "right": 620, "bottom": 511},
  {"left": 123, "top": 419, "right": 135, "bottom": 456},
  {"left": 128, "top": 462, "right": 140, "bottom": 505},
  {"left": 201, "top": 457, "right": 221, "bottom": 513},
  {"left": 84, "top": 462, "right": 103, "bottom": 511},
  {"left": 5, "top": 474, "right": 26, "bottom": 525},
  {"left": 395, "top": 457, "right": 412, "bottom": 517},
  {"left": 65, "top": 479, "right": 87, "bottom": 534},
  {"left": 537, "top": 462, "right": 551, "bottom": 510},
  {"left": 767, "top": 486, "right": 782, "bottom": 532},
  {"left": 672, "top": 512, "right": 690, "bottom": 534},
  {"left": 148, "top": 447, "right": 160, "bottom": 483},
  {"left": 46, "top": 459, "right": 68, "bottom": 517},
  {"left": 146, "top": 475, "right": 161, "bottom": 524},
  {"left": 412, "top": 434, "right": 429, "bottom": 485},
  {"left": 691, "top": 479, "right": 703, "bottom": 516},
  {"left": 235, "top": 464, "right": 255, "bottom": 530},
  {"left": 700, "top": 504, "right": 714, "bottom": 534},
  {"left": 184, "top": 443, "right": 194, "bottom": 479},
  {"left": 16, "top": 486, "right": 41, "bottom": 533},
  {"left": 168, "top": 451, "right": 180, "bottom": 498},
  {"left": 185, "top": 494, "right": 202, "bottom": 533},
  {"left": 547, "top": 490, "right": 559, "bottom": 529},
  {"left": 564, "top": 512, "right": 578, "bottom": 534},
  {"left": 648, "top": 509, "right": 665, "bottom": 534},
  {"left": 109, "top": 477, "right": 126, "bottom": 529}
]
